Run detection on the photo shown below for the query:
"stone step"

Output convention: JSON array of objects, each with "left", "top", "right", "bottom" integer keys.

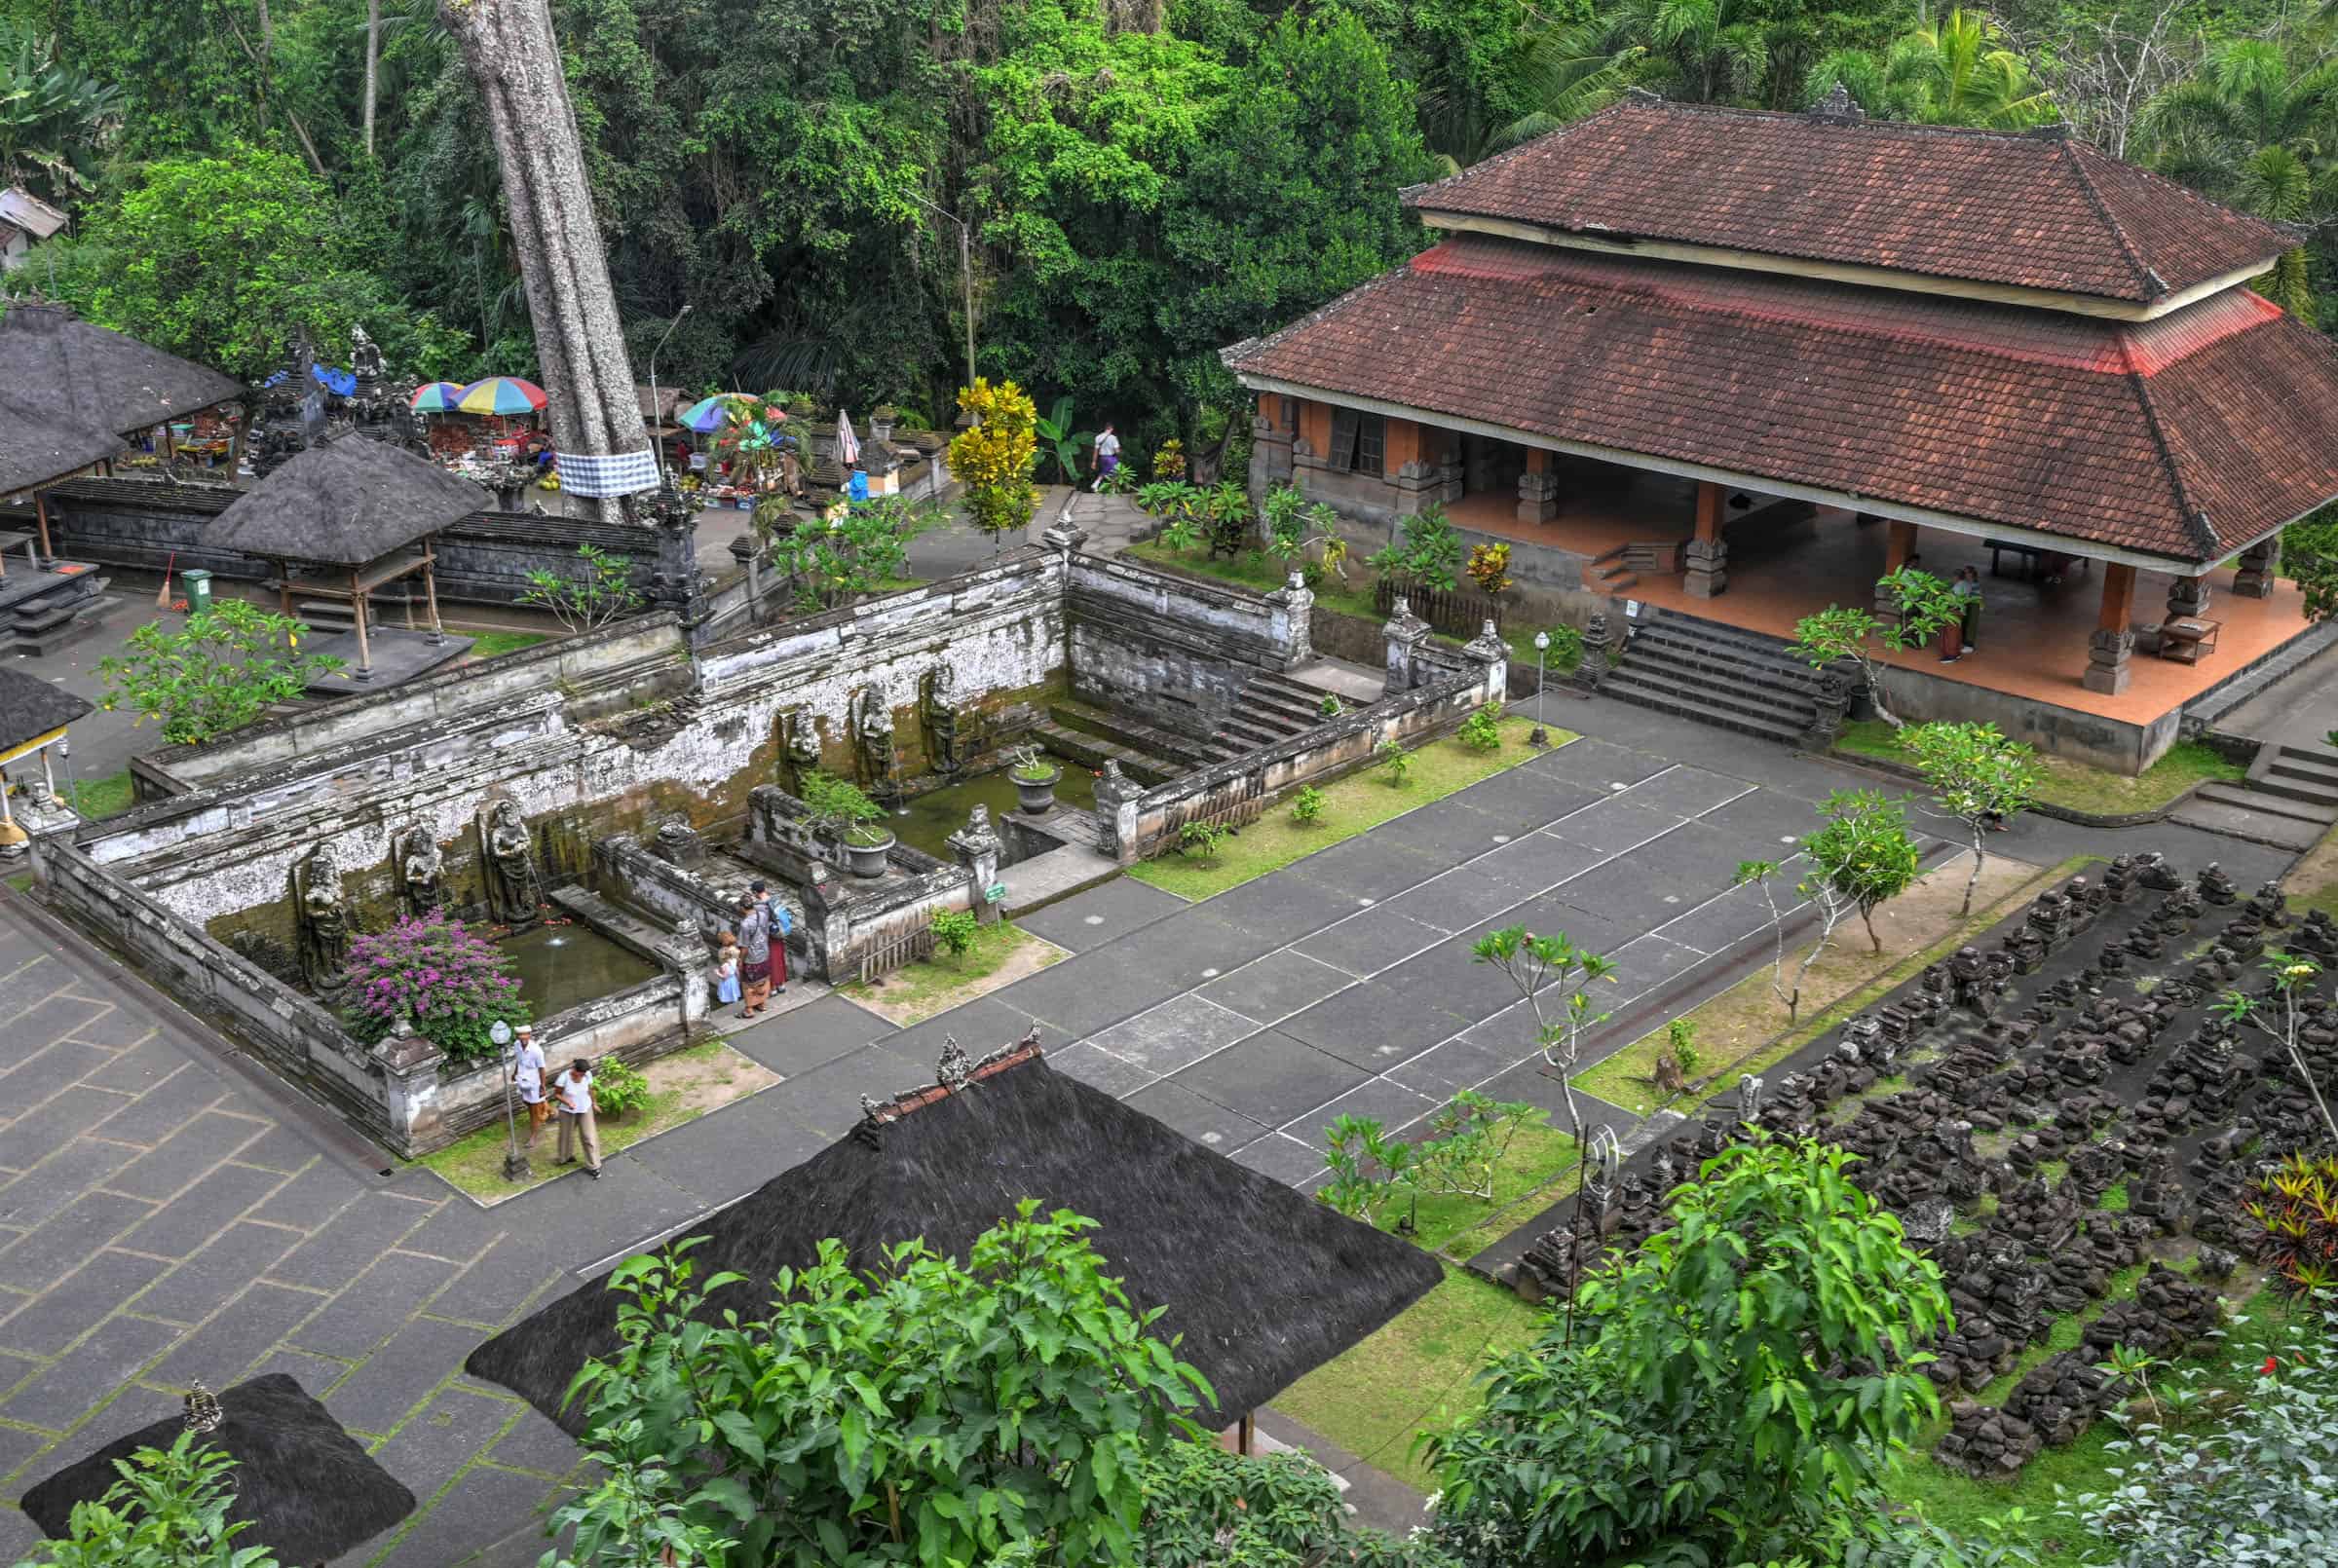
[
  {"left": 2168, "top": 794, "right": 2330, "bottom": 852},
  {"left": 1217, "top": 713, "right": 1292, "bottom": 750},
  {"left": 1608, "top": 663, "right": 1804, "bottom": 738},
  {"left": 1241, "top": 678, "right": 1328, "bottom": 726},
  {"left": 1635, "top": 616, "right": 1818, "bottom": 678},
  {"left": 1626, "top": 630, "right": 1821, "bottom": 698},
  {"left": 1047, "top": 700, "right": 1216, "bottom": 765},
  {"left": 2193, "top": 780, "right": 2338, "bottom": 826},
  {"left": 1032, "top": 715, "right": 1188, "bottom": 786},
  {"left": 296, "top": 599, "right": 357, "bottom": 632},
  {"left": 2250, "top": 771, "right": 2338, "bottom": 809},
  {"left": 1600, "top": 671, "right": 1805, "bottom": 747}
]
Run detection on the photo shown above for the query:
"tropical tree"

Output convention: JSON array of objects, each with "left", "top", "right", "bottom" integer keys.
[
  {"left": 1424, "top": 1137, "right": 1951, "bottom": 1566},
  {"left": 1032, "top": 394, "right": 1091, "bottom": 486},
  {"left": 1809, "top": 788, "right": 1923, "bottom": 956},
  {"left": 1788, "top": 567, "right": 1962, "bottom": 728},
  {"left": 555, "top": 1205, "right": 1213, "bottom": 1565},
  {"left": 1805, "top": 10, "right": 2055, "bottom": 129},
  {"left": 2145, "top": 38, "right": 2338, "bottom": 320},
  {"left": 949, "top": 377, "right": 1039, "bottom": 545},
  {"left": 1569, "top": 0, "right": 1775, "bottom": 107},
  {"left": 764, "top": 496, "right": 936, "bottom": 612},
  {"left": 516, "top": 544, "right": 641, "bottom": 635},
  {"left": 1904, "top": 720, "right": 2042, "bottom": 915},
  {"left": 97, "top": 602, "right": 344, "bottom": 746},
  {"left": 9, "top": 1430, "right": 282, "bottom": 1567},
  {"left": 0, "top": 20, "right": 123, "bottom": 201}
]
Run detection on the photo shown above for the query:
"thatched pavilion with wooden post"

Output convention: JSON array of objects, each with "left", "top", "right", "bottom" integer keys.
[
  {"left": 201, "top": 434, "right": 487, "bottom": 687},
  {"left": 466, "top": 1035, "right": 1444, "bottom": 1453},
  {"left": 19, "top": 1376, "right": 416, "bottom": 1566}
]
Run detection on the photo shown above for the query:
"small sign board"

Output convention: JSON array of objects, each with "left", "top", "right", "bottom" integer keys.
[
  {"left": 986, "top": 881, "right": 1009, "bottom": 904},
  {"left": 1624, "top": 599, "right": 1643, "bottom": 619}
]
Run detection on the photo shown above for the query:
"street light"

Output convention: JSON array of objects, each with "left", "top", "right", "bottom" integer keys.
[
  {"left": 1530, "top": 630, "right": 1552, "bottom": 749},
  {"left": 647, "top": 304, "right": 693, "bottom": 488},
  {"left": 490, "top": 1019, "right": 530, "bottom": 1182},
  {"left": 904, "top": 190, "right": 977, "bottom": 395}
]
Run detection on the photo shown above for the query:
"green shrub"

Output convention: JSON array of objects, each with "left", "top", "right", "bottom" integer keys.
[
  {"left": 1666, "top": 1019, "right": 1702, "bottom": 1078},
  {"left": 1177, "top": 819, "right": 1229, "bottom": 861},
  {"left": 1377, "top": 738, "right": 1413, "bottom": 786},
  {"left": 11, "top": 1430, "right": 281, "bottom": 1566},
  {"left": 930, "top": 908, "right": 981, "bottom": 964},
  {"left": 591, "top": 1056, "right": 651, "bottom": 1119},
  {"left": 1456, "top": 701, "right": 1503, "bottom": 752},
  {"left": 1318, "top": 691, "right": 1343, "bottom": 718},
  {"left": 1290, "top": 785, "right": 1326, "bottom": 825}
]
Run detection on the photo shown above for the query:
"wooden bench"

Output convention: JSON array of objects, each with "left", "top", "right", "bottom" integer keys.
[{"left": 2160, "top": 616, "right": 2222, "bottom": 664}]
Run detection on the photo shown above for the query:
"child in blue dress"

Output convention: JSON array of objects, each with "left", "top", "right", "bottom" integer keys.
[{"left": 713, "top": 931, "right": 742, "bottom": 1008}]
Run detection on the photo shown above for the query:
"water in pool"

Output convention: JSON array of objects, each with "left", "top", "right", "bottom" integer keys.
[
  {"left": 498, "top": 922, "right": 661, "bottom": 1017},
  {"left": 889, "top": 756, "right": 1099, "bottom": 859}
]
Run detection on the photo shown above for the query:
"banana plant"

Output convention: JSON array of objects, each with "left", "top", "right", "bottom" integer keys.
[{"left": 1033, "top": 395, "right": 1092, "bottom": 485}]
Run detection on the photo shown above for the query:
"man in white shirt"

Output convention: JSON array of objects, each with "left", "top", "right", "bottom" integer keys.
[
  {"left": 552, "top": 1058, "right": 602, "bottom": 1179},
  {"left": 509, "top": 1025, "right": 548, "bottom": 1144},
  {"left": 1090, "top": 423, "right": 1120, "bottom": 490}
]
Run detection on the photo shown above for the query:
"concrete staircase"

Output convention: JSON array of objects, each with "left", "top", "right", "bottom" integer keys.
[
  {"left": 1040, "top": 701, "right": 1194, "bottom": 784},
  {"left": 2180, "top": 743, "right": 2338, "bottom": 851},
  {"left": 1603, "top": 613, "right": 1821, "bottom": 745},
  {"left": 1212, "top": 670, "right": 1332, "bottom": 757}
]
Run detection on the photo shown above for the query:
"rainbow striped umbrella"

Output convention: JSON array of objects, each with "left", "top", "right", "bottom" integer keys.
[
  {"left": 454, "top": 376, "right": 548, "bottom": 416},
  {"left": 409, "top": 382, "right": 466, "bottom": 413},
  {"left": 678, "top": 393, "right": 753, "bottom": 433}
]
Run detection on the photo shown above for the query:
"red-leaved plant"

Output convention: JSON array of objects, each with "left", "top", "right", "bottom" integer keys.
[{"left": 342, "top": 913, "right": 527, "bottom": 1062}]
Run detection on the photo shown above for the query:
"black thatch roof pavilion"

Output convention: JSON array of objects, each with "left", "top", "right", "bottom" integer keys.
[
  {"left": 0, "top": 391, "right": 124, "bottom": 498},
  {"left": 0, "top": 302, "right": 244, "bottom": 441},
  {"left": 19, "top": 1376, "right": 416, "bottom": 1565},
  {"left": 467, "top": 1040, "right": 1444, "bottom": 1435},
  {"left": 203, "top": 434, "right": 488, "bottom": 682},
  {"left": 0, "top": 666, "right": 92, "bottom": 752}
]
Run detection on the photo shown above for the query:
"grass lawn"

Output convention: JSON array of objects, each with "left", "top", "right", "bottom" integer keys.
[
  {"left": 1835, "top": 721, "right": 2243, "bottom": 816},
  {"left": 61, "top": 769, "right": 136, "bottom": 819},
  {"left": 1274, "top": 1266, "right": 1546, "bottom": 1492},
  {"left": 421, "top": 1039, "right": 773, "bottom": 1203},
  {"left": 2285, "top": 819, "right": 2338, "bottom": 921},
  {"left": 1130, "top": 719, "right": 1567, "bottom": 899},
  {"left": 839, "top": 920, "right": 1064, "bottom": 1026},
  {"left": 464, "top": 629, "right": 552, "bottom": 659},
  {"left": 1330, "top": 1123, "right": 1579, "bottom": 1261},
  {"left": 1576, "top": 853, "right": 2076, "bottom": 1115}
]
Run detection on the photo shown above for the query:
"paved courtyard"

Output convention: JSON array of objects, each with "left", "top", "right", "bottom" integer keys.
[{"left": 0, "top": 693, "right": 2296, "bottom": 1563}]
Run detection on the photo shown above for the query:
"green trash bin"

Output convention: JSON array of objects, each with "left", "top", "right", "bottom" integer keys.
[{"left": 182, "top": 569, "right": 212, "bottom": 616}]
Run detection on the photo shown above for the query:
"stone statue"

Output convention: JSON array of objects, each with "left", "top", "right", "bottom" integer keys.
[
  {"left": 350, "top": 325, "right": 382, "bottom": 391},
  {"left": 1737, "top": 1072, "right": 1765, "bottom": 1128},
  {"left": 479, "top": 801, "right": 545, "bottom": 925},
  {"left": 779, "top": 710, "right": 823, "bottom": 797},
  {"left": 651, "top": 816, "right": 706, "bottom": 872},
  {"left": 920, "top": 666, "right": 962, "bottom": 776},
  {"left": 853, "top": 688, "right": 899, "bottom": 802},
  {"left": 396, "top": 824, "right": 444, "bottom": 918},
  {"left": 294, "top": 843, "right": 351, "bottom": 995}
]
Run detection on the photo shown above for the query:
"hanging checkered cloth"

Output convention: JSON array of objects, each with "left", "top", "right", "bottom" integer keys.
[
  {"left": 837, "top": 410, "right": 860, "bottom": 468},
  {"left": 553, "top": 447, "right": 660, "bottom": 498}
]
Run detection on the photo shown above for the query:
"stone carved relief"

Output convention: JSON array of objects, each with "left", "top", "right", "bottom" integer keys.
[
  {"left": 920, "top": 667, "right": 963, "bottom": 776},
  {"left": 293, "top": 843, "right": 351, "bottom": 996},
  {"left": 395, "top": 824, "right": 444, "bottom": 918},
  {"left": 852, "top": 687, "right": 899, "bottom": 802},
  {"left": 778, "top": 709, "right": 822, "bottom": 797},
  {"left": 478, "top": 800, "right": 545, "bottom": 925}
]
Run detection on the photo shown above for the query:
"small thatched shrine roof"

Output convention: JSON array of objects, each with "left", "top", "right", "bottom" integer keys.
[
  {"left": 0, "top": 390, "right": 123, "bottom": 497},
  {"left": 202, "top": 434, "right": 489, "bottom": 566},
  {"left": 19, "top": 1375, "right": 416, "bottom": 1563},
  {"left": 0, "top": 667, "right": 94, "bottom": 752},
  {"left": 0, "top": 302, "right": 244, "bottom": 437},
  {"left": 467, "top": 1041, "right": 1443, "bottom": 1431}
]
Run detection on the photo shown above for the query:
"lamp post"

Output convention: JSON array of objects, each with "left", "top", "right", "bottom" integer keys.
[
  {"left": 647, "top": 304, "right": 693, "bottom": 488},
  {"left": 490, "top": 1020, "right": 530, "bottom": 1182},
  {"left": 905, "top": 190, "right": 977, "bottom": 394},
  {"left": 1530, "top": 630, "right": 1551, "bottom": 749}
]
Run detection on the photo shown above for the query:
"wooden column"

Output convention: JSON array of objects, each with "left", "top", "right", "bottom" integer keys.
[
  {"left": 1883, "top": 520, "right": 1917, "bottom": 574},
  {"left": 423, "top": 542, "right": 445, "bottom": 645},
  {"left": 2086, "top": 563, "right": 2136, "bottom": 694},
  {"left": 350, "top": 568, "right": 373, "bottom": 681},
  {"left": 1684, "top": 479, "right": 1727, "bottom": 597},
  {"left": 31, "top": 492, "right": 52, "bottom": 561},
  {"left": 1517, "top": 444, "right": 1557, "bottom": 524}
]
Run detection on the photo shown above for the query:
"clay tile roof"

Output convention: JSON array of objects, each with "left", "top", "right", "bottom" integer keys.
[
  {"left": 1225, "top": 236, "right": 2338, "bottom": 563},
  {"left": 1407, "top": 95, "right": 2291, "bottom": 306},
  {"left": 466, "top": 1043, "right": 1443, "bottom": 1430},
  {"left": 0, "top": 302, "right": 245, "bottom": 437}
]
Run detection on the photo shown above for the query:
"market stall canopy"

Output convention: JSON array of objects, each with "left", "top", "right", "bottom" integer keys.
[
  {"left": 202, "top": 433, "right": 488, "bottom": 566},
  {"left": 466, "top": 1040, "right": 1444, "bottom": 1433},
  {"left": 635, "top": 384, "right": 681, "bottom": 423},
  {"left": 19, "top": 1377, "right": 415, "bottom": 1564},
  {"left": 677, "top": 392, "right": 752, "bottom": 432},
  {"left": 456, "top": 376, "right": 547, "bottom": 415},
  {"left": 0, "top": 301, "right": 244, "bottom": 439},
  {"left": 0, "top": 388, "right": 125, "bottom": 498},
  {"left": 410, "top": 381, "right": 466, "bottom": 412},
  {"left": 0, "top": 664, "right": 94, "bottom": 753}
]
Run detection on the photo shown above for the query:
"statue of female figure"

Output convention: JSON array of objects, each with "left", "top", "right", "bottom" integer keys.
[
  {"left": 396, "top": 825, "right": 444, "bottom": 918},
  {"left": 481, "top": 801, "right": 544, "bottom": 924},
  {"left": 295, "top": 843, "right": 350, "bottom": 995},
  {"left": 854, "top": 688, "right": 899, "bottom": 802}
]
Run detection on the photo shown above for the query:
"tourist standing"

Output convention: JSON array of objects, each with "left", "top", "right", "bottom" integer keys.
[
  {"left": 1953, "top": 566, "right": 1983, "bottom": 655},
  {"left": 509, "top": 1024, "right": 548, "bottom": 1143},
  {"left": 552, "top": 1058, "right": 601, "bottom": 1179},
  {"left": 713, "top": 931, "right": 741, "bottom": 1009},
  {"left": 1091, "top": 423, "right": 1120, "bottom": 489},
  {"left": 736, "top": 890, "right": 773, "bottom": 1018}
]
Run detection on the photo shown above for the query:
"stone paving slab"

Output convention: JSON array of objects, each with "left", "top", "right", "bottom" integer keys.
[
  {"left": 1196, "top": 950, "right": 1354, "bottom": 1026},
  {"left": 1014, "top": 877, "right": 1185, "bottom": 951}
]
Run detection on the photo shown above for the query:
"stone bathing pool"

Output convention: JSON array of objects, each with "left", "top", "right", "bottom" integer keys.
[
  {"left": 497, "top": 920, "right": 662, "bottom": 1017},
  {"left": 886, "top": 754, "right": 1099, "bottom": 860}
]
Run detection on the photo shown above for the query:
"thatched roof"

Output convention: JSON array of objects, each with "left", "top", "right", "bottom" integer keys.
[
  {"left": 19, "top": 1375, "right": 415, "bottom": 1562},
  {"left": 202, "top": 434, "right": 489, "bottom": 565},
  {"left": 467, "top": 1044, "right": 1442, "bottom": 1431},
  {"left": 0, "top": 666, "right": 93, "bottom": 751},
  {"left": 0, "top": 389, "right": 123, "bottom": 497},
  {"left": 0, "top": 302, "right": 243, "bottom": 437}
]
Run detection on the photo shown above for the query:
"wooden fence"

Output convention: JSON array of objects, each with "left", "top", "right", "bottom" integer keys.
[
  {"left": 1373, "top": 578, "right": 1506, "bottom": 639},
  {"left": 857, "top": 924, "right": 938, "bottom": 986}
]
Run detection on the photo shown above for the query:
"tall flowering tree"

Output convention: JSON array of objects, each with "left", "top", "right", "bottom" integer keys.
[
  {"left": 342, "top": 913, "right": 527, "bottom": 1062},
  {"left": 948, "top": 378, "right": 1038, "bottom": 544}
]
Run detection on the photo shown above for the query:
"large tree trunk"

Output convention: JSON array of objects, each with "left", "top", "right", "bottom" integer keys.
[
  {"left": 439, "top": 0, "right": 648, "bottom": 522},
  {"left": 362, "top": 0, "right": 381, "bottom": 157}
]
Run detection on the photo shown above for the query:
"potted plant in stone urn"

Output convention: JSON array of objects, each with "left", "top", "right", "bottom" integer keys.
[
  {"left": 1006, "top": 744, "right": 1061, "bottom": 815},
  {"left": 801, "top": 770, "right": 896, "bottom": 877}
]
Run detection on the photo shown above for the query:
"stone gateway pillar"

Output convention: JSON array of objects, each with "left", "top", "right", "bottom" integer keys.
[
  {"left": 1685, "top": 480, "right": 1727, "bottom": 598},
  {"left": 2086, "top": 562, "right": 2137, "bottom": 695},
  {"left": 2233, "top": 536, "right": 2281, "bottom": 599}
]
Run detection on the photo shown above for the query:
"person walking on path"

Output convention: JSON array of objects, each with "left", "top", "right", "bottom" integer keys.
[
  {"left": 509, "top": 1023, "right": 548, "bottom": 1144},
  {"left": 1091, "top": 424, "right": 1120, "bottom": 489},
  {"left": 552, "top": 1058, "right": 601, "bottom": 1179},
  {"left": 736, "top": 889, "right": 773, "bottom": 1018}
]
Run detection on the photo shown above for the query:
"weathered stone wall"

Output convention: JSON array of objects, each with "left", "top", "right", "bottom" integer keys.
[{"left": 1064, "top": 555, "right": 1302, "bottom": 738}]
